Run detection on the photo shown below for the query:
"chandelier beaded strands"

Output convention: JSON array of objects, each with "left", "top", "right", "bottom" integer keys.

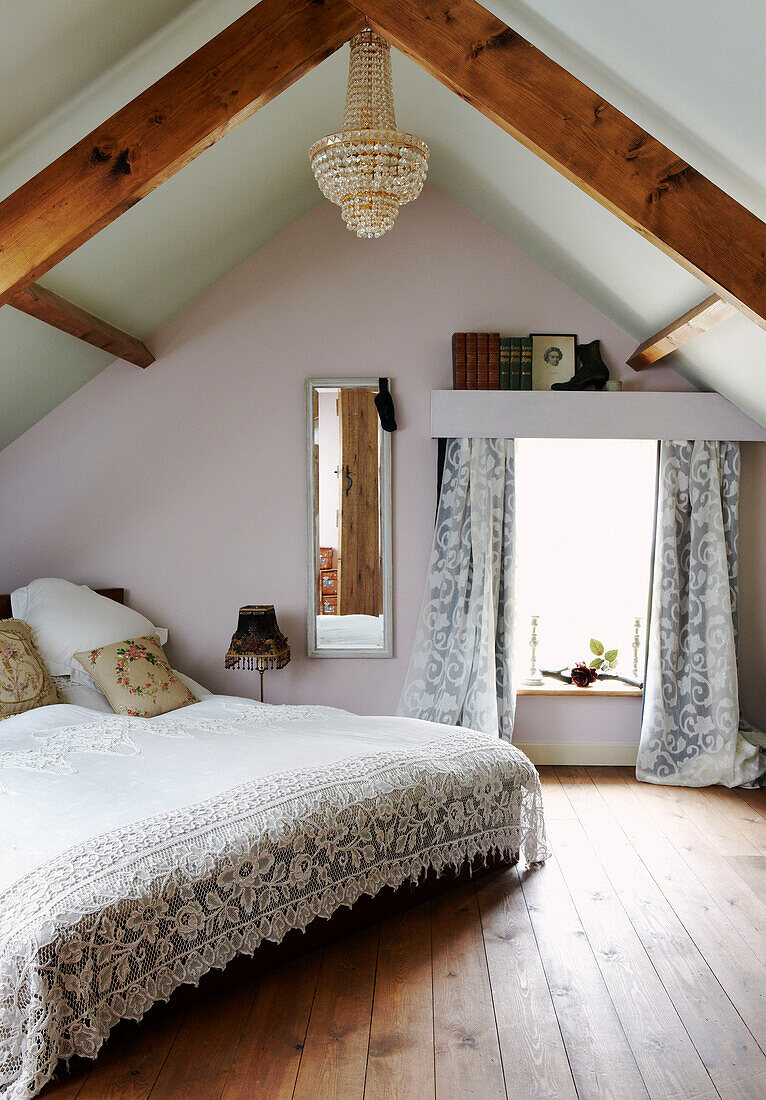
[{"left": 309, "top": 28, "right": 429, "bottom": 238}]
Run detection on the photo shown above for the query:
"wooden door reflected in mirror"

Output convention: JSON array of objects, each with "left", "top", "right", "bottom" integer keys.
[{"left": 306, "top": 379, "right": 392, "bottom": 657}]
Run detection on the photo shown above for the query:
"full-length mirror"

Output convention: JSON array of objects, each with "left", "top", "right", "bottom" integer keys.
[{"left": 306, "top": 379, "right": 392, "bottom": 657}]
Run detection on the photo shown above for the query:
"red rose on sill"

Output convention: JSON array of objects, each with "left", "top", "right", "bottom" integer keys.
[{"left": 571, "top": 662, "right": 599, "bottom": 687}]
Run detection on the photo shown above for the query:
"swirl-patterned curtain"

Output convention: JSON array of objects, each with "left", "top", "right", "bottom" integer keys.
[
  {"left": 638, "top": 440, "right": 766, "bottom": 787},
  {"left": 398, "top": 437, "right": 516, "bottom": 741}
]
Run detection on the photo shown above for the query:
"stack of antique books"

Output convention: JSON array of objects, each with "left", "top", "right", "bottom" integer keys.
[{"left": 452, "top": 332, "right": 533, "bottom": 390}]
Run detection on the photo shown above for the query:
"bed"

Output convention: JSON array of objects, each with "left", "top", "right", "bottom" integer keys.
[{"left": 0, "top": 587, "right": 547, "bottom": 1100}]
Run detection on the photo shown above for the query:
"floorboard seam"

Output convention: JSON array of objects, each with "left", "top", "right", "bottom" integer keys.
[
  {"left": 139, "top": 1013, "right": 185, "bottom": 1100},
  {"left": 361, "top": 924, "right": 381, "bottom": 1100},
  {"left": 512, "top": 860, "right": 581, "bottom": 1099},
  {"left": 291, "top": 949, "right": 324, "bottom": 1100},
  {"left": 211, "top": 984, "right": 259, "bottom": 1100},
  {"left": 429, "top": 901, "right": 437, "bottom": 1100},
  {"left": 475, "top": 883, "right": 510, "bottom": 1100}
]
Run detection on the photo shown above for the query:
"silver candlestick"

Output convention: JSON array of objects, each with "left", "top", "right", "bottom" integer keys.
[
  {"left": 524, "top": 614, "right": 544, "bottom": 686},
  {"left": 632, "top": 617, "right": 643, "bottom": 680}
]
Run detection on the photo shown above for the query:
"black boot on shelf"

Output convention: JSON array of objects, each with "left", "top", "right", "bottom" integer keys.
[{"left": 551, "top": 339, "right": 610, "bottom": 391}]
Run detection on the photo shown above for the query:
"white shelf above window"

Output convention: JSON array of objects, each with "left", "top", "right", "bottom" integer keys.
[{"left": 430, "top": 391, "right": 766, "bottom": 441}]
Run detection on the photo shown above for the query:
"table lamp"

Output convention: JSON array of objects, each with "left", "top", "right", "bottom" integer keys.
[{"left": 224, "top": 605, "right": 290, "bottom": 702}]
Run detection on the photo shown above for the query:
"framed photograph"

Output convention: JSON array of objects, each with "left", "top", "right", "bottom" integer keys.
[{"left": 531, "top": 333, "right": 577, "bottom": 390}]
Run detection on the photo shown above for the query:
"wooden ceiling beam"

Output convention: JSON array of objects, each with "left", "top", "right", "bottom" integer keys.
[
  {"left": 1, "top": 0, "right": 762, "bottom": 340},
  {"left": 350, "top": 0, "right": 766, "bottom": 330},
  {"left": 627, "top": 294, "right": 738, "bottom": 370},
  {"left": 9, "top": 283, "right": 155, "bottom": 368},
  {"left": 0, "top": 0, "right": 365, "bottom": 308}
]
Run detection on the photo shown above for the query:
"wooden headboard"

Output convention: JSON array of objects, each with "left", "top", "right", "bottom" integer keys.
[{"left": 0, "top": 588, "right": 125, "bottom": 619}]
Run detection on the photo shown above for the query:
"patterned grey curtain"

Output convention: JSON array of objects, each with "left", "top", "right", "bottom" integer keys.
[
  {"left": 637, "top": 440, "right": 766, "bottom": 787},
  {"left": 398, "top": 437, "right": 516, "bottom": 741}
]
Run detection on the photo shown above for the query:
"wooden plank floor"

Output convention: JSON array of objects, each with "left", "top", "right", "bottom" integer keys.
[{"left": 41, "top": 768, "right": 766, "bottom": 1100}]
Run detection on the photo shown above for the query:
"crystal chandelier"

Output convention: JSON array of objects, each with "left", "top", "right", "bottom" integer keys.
[{"left": 309, "top": 29, "right": 429, "bottom": 239}]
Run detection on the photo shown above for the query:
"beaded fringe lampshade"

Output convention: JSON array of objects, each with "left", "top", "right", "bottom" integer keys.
[
  {"left": 224, "top": 606, "right": 290, "bottom": 673},
  {"left": 309, "top": 28, "right": 429, "bottom": 239}
]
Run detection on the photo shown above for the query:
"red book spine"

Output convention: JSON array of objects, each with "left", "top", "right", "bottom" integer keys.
[
  {"left": 477, "top": 332, "right": 489, "bottom": 389},
  {"left": 488, "top": 332, "right": 500, "bottom": 389},
  {"left": 465, "top": 333, "right": 478, "bottom": 390},
  {"left": 452, "top": 333, "right": 467, "bottom": 389}
]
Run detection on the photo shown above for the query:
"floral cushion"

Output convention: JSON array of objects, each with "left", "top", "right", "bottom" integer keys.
[
  {"left": 74, "top": 634, "right": 197, "bottom": 717},
  {"left": 0, "top": 619, "right": 63, "bottom": 719}
]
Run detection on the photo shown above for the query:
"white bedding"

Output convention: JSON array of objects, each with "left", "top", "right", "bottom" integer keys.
[
  {"left": 1, "top": 696, "right": 492, "bottom": 890},
  {"left": 0, "top": 696, "right": 547, "bottom": 1099}
]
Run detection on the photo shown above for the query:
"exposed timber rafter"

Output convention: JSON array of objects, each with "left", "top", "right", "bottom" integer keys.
[
  {"left": 0, "top": 0, "right": 365, "bottom": 309},
  {"left": 9, "top": 283, "right": 155, "bottom": 368},
  {"left": 627, "top": 294, "right": 738, "bottom": 370},
  {"left": 347, "top": 0, "right": 766, "bottom": 330},
  {"left": 0, "top": 0, "right": 763, "bottom": 341}
]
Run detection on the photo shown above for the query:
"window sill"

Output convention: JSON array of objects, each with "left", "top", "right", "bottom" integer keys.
[{"left": 517, "top": 675, "right": 643, "bottom": 698}]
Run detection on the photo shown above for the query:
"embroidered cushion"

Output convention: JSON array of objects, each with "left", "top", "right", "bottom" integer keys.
[
  {"left": 74, "top": 634, "right": 198, "bottom": 717},
  {"left": 0, "top": 619, "right": 63, "bottom": 719}
]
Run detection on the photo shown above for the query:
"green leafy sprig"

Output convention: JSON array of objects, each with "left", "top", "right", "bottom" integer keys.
[{"left": 589, "top": 638, "right": 618, "bottom": 671}]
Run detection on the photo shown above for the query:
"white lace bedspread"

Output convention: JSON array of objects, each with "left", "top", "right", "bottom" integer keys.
[{"left": 0, "top": 697, "right": 547, "bottom": 1098}]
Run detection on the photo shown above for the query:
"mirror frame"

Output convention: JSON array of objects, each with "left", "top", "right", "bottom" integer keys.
[{"left": 306, "top": 377, "right": 393, "bottom": 659}]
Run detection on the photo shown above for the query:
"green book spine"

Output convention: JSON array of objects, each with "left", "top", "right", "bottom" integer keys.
[
  {"left": 510, "top": 338, "right": 522, "bottom": 390},
  {"left": 477, "top": 332, "right": 489, "bottom": 389},
  {"left": 488, "top": 332, "right": 500, "bottom": 390},
  {"left": 499, "top": 338, "right": 511, "bottom": 390},
  {"left": 520, "top": 337, "right": 533, "bottom": 390}
]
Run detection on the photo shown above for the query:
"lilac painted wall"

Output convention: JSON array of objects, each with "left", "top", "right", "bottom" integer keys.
[{"left": 4, "top": 186, "right": 756, "bottom": 750}]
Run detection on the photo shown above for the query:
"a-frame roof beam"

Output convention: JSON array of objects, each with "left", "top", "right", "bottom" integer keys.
[
  {"left": 350, "top": 0, "right": 766, "bottom": 330},
  {"left": 1, "top": 0, "right": 764, "bottom": 335},
  {"left": 9, "top": 284, "right": 155, "bottom": 368},
  {"left": 627, "top": 295, "right": 738, "bottom": 370},
  {"left": 0, "top": 0, "right": 365, "bottom": 308}
]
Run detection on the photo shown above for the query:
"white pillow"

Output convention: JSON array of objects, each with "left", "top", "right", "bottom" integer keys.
[
  {"left": 11, "top": 578, "right": 169, "bottom": 679},
  {"left": 53, "top": 676, "right": 114, "bottom": 714}
]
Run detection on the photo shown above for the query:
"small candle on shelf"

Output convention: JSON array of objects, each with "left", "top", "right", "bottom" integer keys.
[
  {"left": 524, "top": 614, "right": 544, "bottom": 686},
  {"left": 632, "top": 617, "right": 643, "bottom": 679}
]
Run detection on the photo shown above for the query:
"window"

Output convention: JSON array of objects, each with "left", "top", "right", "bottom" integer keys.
[{"left": 514, "top": 438, "right": 658, "bottom": 683}]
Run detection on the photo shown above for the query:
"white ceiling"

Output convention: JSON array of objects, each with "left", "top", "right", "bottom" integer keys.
[
  {"left": 0, "top": 0, "right": 199, "bottom": 151},
  {"left": 0, "top": 0, "right": 764, "bottom": 449}
]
